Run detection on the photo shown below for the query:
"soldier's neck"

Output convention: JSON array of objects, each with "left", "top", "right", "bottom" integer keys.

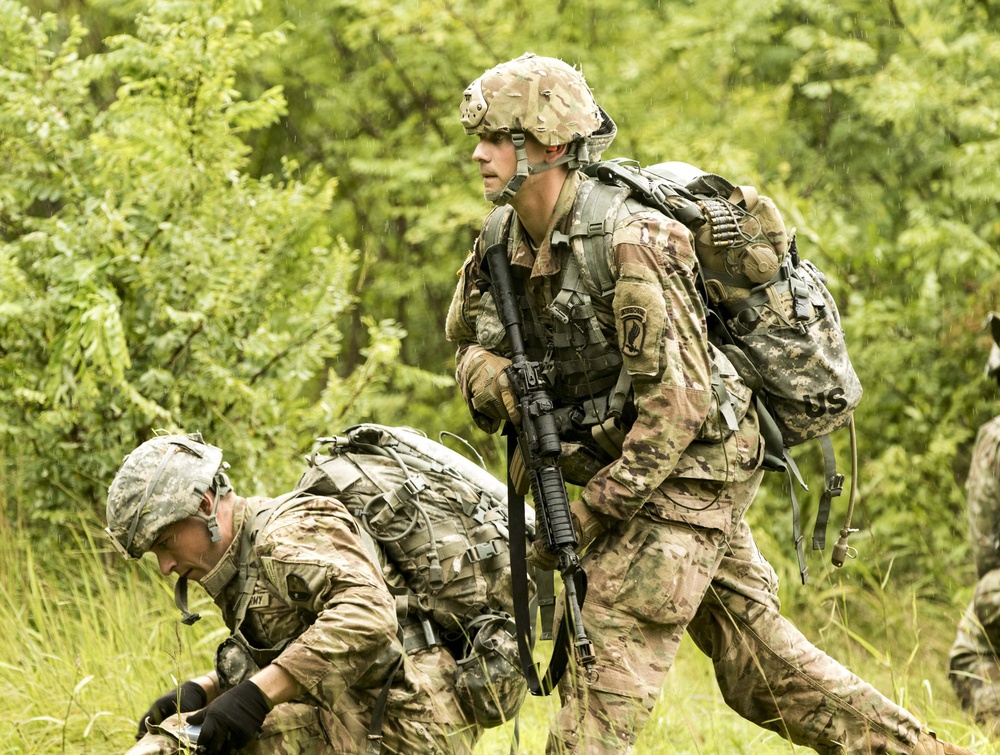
[{"left": 511, "top": 171, "right": 567, "bottom": 246}]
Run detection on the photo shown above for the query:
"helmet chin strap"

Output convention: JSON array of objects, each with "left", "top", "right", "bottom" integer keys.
[
  {"left": 198, "top": 466, "right": 231, "bottom": 543},
  {"left": 176, "top": 465, "right": 232, "bottom": 626},
  {"left": 174, "top": 574, "right": 201, "bottom": 625},
  {"left": 488, "top": 132, "right": 580, "bottom": 206}
]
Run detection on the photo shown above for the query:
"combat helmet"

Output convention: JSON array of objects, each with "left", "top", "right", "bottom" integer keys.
[
  {"left": 985, "top": 312, "right": 1000, "bottom": 383},
  {"left": 105, "top": 432, "right": 231, "bottom": 560},
  {"left": 460, "top": 52, "right": 617, "bottom": 204}
]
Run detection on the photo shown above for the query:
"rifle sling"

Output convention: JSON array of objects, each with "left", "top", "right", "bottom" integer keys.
[{"left": 506, "top": 427, "right": 584, "bottom": 696}]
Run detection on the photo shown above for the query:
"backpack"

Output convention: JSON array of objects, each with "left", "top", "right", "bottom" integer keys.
[
  {"left": 483, "top": 159, "right": 863, "bottom": 582},
  {"left": 293, "top": 423, "right": 531, "bottom": 728}
]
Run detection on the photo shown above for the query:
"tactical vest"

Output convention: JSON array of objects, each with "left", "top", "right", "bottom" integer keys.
[{"left": 481, "top": 181, "right": 627, "bottom": 410}]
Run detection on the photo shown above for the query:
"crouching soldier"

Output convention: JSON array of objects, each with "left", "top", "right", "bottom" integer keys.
[{"left": 104, "top": 432, "right": 481, "bottom": 755}]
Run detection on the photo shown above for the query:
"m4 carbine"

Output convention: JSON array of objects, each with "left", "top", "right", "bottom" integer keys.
[{"left": 480, "top": 242, "right": 597, "bottom": 693}]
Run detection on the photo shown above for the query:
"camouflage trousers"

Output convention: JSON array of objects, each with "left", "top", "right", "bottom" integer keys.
[
  {"left": 949, "top": 569, "right": 1000, "bottom": 737},
  {"left": 548, "top": 472, "right": 922, "bottom": 754},
  {"left": 127, "top": 699, "right": 478, "bottom": 755}
]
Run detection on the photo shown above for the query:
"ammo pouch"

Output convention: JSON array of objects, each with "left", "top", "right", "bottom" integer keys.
[
  {"left": 214, "top": 631, "right": 289, "bottom": 691},
  {"left": 453, "top": 613, "right": 528, "bottom": 728}
]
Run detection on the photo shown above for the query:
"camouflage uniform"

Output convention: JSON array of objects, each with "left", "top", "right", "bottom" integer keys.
[
  {"left": 950, "top": 415, "right": 1000, "bottom": 732},
  {"left": 130, "top": 493, "right": 479, "bottom": 755},
  {"left": 447, "top": 156, "right": 923, "bottom": 751}
]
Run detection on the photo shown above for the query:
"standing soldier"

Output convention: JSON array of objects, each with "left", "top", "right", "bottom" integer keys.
[
  {"left": 445, "top": 52, "right": 971, "bottom": 754},
  {"left": 950, "top": 313, "right": 1000, "bottom": 735},
  {"left": 105, "top": 433, "right": 480, "bottom": 755}
]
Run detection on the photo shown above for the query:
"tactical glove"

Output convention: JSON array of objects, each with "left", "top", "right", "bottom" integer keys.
[
  {"left": 458, "top": 347, "right": 521, "bottom": 427},
  {"left": 184, "top": 679, "right": 271, "bottom": 754},
  {"left": 526, "top": 499, "right": 611, "bottom": 571},
  {"left": 137, "top": 680, "right": 207, "bottom": 740}
]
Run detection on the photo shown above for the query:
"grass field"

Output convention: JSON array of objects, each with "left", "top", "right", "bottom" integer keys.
[{"left": 0, "top": 509, "right": 995, "bottom": 754}]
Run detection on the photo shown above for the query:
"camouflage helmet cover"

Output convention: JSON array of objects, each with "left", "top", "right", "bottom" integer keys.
[
  {"left": 105, "top": 433, "right": 225, "bottom": 559},
  {"left": 460, "top": 52, "right": 603, "bottom": 147},
  {"left": 986, "top": 312, "right": 1000, "bottom": 382}
]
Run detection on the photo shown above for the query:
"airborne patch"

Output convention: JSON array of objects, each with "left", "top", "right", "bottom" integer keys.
[
  {"left": 620, "top": 305, "right": 647, "bottom": 358},
  {"left": 285, "top": 574, "right": 312, "bottom": 602}
]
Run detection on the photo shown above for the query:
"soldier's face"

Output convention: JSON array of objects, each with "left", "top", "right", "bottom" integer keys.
[
  {"left": 149, "top": 515, "right": 220, "bottom": 582},
  {"left": 472, "top": 132, "right": 517, "bottom": 197},
  {"left": 472, "top": 132, "right": 549, "bottom": 201}
]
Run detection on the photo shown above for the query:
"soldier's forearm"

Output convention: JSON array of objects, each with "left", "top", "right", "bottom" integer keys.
[
  {"left": 191, "top": 672, "right": 220, "bottom": 704},
  {"left": 249, "top": 664, "right": 304, "bottom": 709}
]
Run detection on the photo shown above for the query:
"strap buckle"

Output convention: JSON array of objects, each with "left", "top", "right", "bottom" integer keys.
[
  {"left": 467, "top": 539, "right": 503, "bottom": 562},
  {"left": 826, "top": 472, "right": 845, "bottom": 497}
]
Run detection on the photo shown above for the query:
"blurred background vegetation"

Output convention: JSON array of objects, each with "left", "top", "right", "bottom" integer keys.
[{"left": 1, "top": 0, "right": 999, "bottom": 750}]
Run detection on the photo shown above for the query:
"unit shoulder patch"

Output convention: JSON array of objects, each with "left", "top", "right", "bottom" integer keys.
[{"left": 620, "top": 305, "right": 647, "bottom": 357}]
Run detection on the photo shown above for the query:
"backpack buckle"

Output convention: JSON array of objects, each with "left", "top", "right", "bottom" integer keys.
[
  {"left": 546, "top": 302, "right": 571, "bottom": 324},
  {"left": 826, "top": 472, "right": 844, "bottom": 498},
  {"left": 401, "top": 474, "right": 429, "bottom": 500},
  {"left": 551, "top": 230, "right": 571, "bottom": 247},
  {"left": 467, "top": 539, "right": 503, "bottom": 562}
]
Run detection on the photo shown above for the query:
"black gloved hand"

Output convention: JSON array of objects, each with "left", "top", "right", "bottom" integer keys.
[
  {"left": 185, "top": 679, "right": 271, "bottom": 754},
  {"left": 137, "top": 680, "right": 208, "bottom": 740}
]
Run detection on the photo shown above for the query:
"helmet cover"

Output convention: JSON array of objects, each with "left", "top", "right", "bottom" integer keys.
[
  {"left": 105, "top": 433, "right": 224, "bottom": 559},
  {"left": 460, "top": 53, "right": 603, "bottom": 146}
]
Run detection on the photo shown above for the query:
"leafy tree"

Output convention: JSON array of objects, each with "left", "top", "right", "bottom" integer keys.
[{"left": 0, "top": 0, "right": 400, "bottom": 528}]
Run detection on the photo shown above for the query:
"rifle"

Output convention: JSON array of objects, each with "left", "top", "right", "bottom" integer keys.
[{"left": 480, "top": 242, "right": 598, "bottom": 694}]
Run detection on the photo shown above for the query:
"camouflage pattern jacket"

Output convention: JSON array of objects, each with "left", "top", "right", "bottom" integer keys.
[
  {"left": 446, "top": 170, "right": 763, "bottom": 530},
  {"left": 950, "top": 415, "right": 1000, "bottom": 709},
  {"left": 967, "top": 416, "right": 1000, "bottom": 579},
  {"left": 200, "top": 494, "right": 468, "bottom": 730}
]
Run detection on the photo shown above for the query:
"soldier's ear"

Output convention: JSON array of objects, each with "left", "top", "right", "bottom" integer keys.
[
  {"left": 545, "top": 143, "right": 568, "bottom": 162},
  {"left": 200, "top": 492, "right": 214, "bottom": 514}
]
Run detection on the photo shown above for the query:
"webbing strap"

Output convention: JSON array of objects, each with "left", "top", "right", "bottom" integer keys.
[
  {"left": 563, "top": 181, "right": 629, "bottom": 298},
  {"left": 365, "top": 655, "right": 405, "bottom": 755},
  {"left": 711, "top": 362, "right": 740, "bottom": 435},
  {"left": 230, "top": 514, "right": 262, "bottom": 630},
  {"left": 481, "top": 206, "right": 515, "bottom": 255},
  {"left": 785, "top": 457, "right": 809, "bottom": 586},
  {"left": 173, "top": 575, "right": 201, "bottom": 626},
  {"left": 811, "top": 434, "right": 844, "bottom": 551},
  {"left": 506, "top": 428, "right": 580, "bottom": 696},
  {"left": 751, "top": 396, "right": 809, "bottom": 584},
  {"left": 535, "top": 569, "right": 557, "bottom": 642}
]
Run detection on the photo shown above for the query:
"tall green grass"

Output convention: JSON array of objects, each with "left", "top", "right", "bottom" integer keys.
[{"left": 0, "top": 501, "right": 994, "bottom": 753}]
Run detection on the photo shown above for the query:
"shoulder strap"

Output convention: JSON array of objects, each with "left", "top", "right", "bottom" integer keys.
[
  {"left": 229, "top": 491, "right": 320, "bottom": 629},
  {"left": 551, "top": 179, "right": 629, "bottom": 298}
]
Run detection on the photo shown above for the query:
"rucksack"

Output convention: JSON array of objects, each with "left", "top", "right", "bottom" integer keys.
[
  {"left": 483, "top": 159, "right": 863, "bottom": 583},
  {"left": 293, "top": 423, "right": 531, "bottom": 728}
]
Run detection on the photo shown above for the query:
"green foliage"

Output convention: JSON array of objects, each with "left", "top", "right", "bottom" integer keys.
[
  {"left": 0, "top": 0, "right": 369, "bottom": 524},
  {"left": 5, "top": 0, "right": 999, "bottom": 587}
]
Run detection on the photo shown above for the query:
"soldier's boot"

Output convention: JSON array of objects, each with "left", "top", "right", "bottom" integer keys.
[{"left": 910, "top": 731, "right": 973, "bottom": 755}]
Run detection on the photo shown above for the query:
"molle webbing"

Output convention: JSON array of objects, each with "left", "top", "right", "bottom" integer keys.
[
  {"left": 551, "top": 178, "right": 629, "bottom": 298},
  {"left": 479, "top": 190, "right": 625, "bottom": 404},
  {"left": 527, "top": 253, "right": 623, "bottom": 401}
]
